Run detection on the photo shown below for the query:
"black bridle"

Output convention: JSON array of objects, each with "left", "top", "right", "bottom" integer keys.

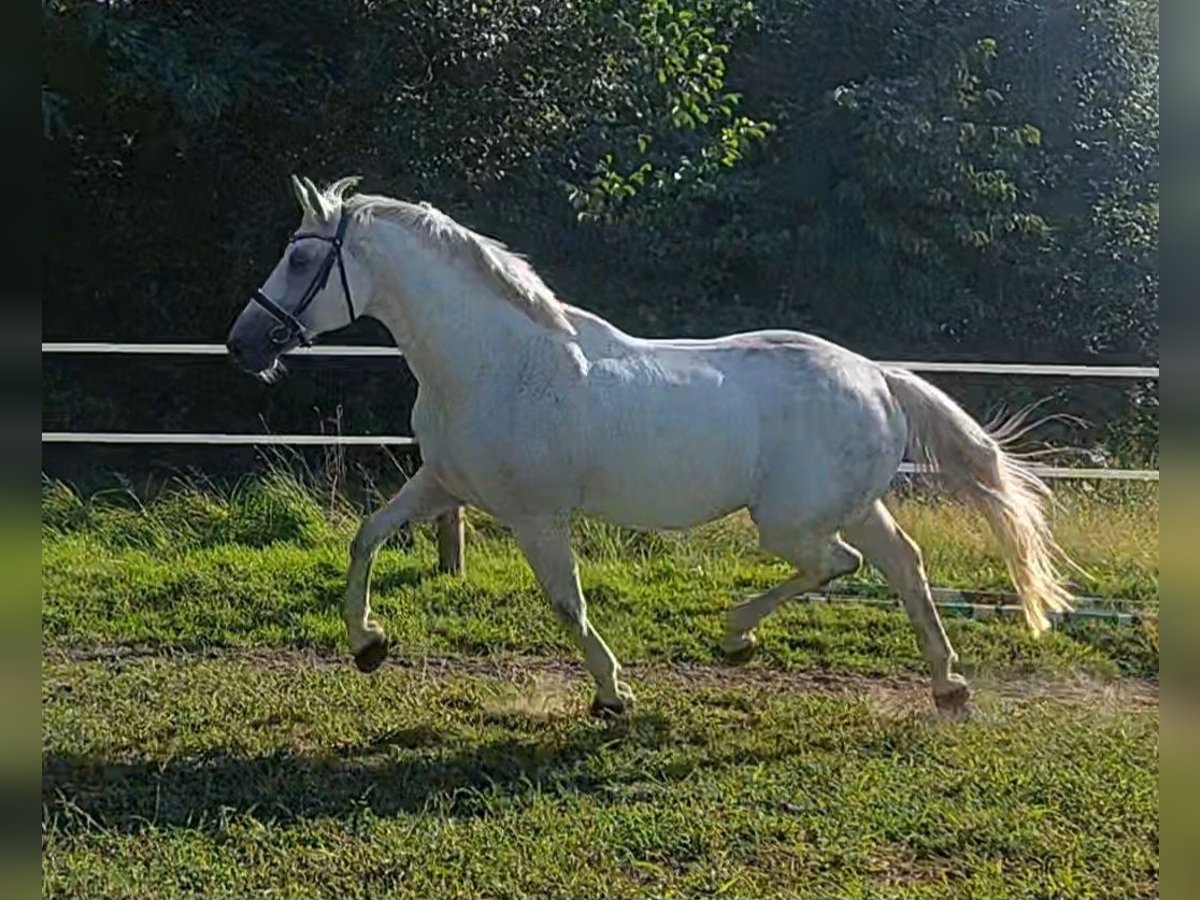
[{"left": 251, "top": 211, "right": 355, "bottom": 347}]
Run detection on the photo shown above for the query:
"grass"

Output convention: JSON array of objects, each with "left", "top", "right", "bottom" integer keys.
[
  {"left": 43, "top": 657, "right": 1157, "bottom": 900},
  {"left": 41, "top": 474, "right": 1160, "bottom": 898},
  {"left": 42, "top": 475, "right": 1159, "bottom": 679}
]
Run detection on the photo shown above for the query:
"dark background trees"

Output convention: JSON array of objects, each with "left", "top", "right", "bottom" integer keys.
[{"left": 42, "top": 0, "right": 1158, "bottom": 479}]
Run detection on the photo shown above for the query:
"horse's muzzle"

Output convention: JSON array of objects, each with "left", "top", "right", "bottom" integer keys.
[{"left": 226, "top": 303, "right": 297, "bottom": 379}]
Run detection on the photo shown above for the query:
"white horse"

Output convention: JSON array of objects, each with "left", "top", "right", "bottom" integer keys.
[{"left": 227, "top": 176, "right": 1074, "bottom": 716}]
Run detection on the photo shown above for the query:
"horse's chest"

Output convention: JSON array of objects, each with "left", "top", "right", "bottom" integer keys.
[{"left": 411, "top": 388, "right": 579, "bottom": 512}]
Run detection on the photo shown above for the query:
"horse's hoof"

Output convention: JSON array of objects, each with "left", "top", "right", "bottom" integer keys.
[
  {"left": 722, "top": 631, "right": 759, "bottom": 664},
  {"left": 353, "top": 638, "right": 388, "bottom": 674},
  {"left": 933, "top": 682, "right": 972, "bottom": 719},
  {"left": 590, "top": 696, "right": 630, "bottom": 720}
]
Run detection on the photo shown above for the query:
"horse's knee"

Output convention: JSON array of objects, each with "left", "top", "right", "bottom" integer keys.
[
  {"left": 350, "top": 524, "right": 376, "bottom": 562},
  {"left": 756, "top": 524, "right": 861, "bottom": 583},
  {"left": 827, "top": 539, "right": 863, "bottom": 580},
  {"left": 550, "top": 596, "right": 586, "bottom": 632},
  {"left": 783, "top": 538, "right": 862, "bottom": 586},
  {"left": 351, "top": 512, "right": 406, "bottom": 562}
]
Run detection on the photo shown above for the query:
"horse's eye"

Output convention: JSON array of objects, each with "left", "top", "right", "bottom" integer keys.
[{"left": 288, "top": 248, "right": 311, "bottom": 270}]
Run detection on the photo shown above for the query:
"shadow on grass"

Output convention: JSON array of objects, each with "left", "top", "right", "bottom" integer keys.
[
  {"left": 360, "top": 559, "right": 433, "bottom": 596},
  {"left": 43, "top": 714, "right": 677, "bottom": 834}
]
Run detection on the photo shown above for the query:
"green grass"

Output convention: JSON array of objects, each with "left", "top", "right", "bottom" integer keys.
[
  {"left": 41, "top": 475, "right": 1160, "bottom": 605},
  {"left": 43, "top": 657, "right": 1157, "bottom": 900},
  {"left": 41, "top": 475, "right": 1160, "bottom": 898},
  {"left": 42, "top": 476, "right": 1159, "bottom": 679}
]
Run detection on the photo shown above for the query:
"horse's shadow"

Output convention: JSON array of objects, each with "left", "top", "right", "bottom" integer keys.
[{"left": 43, "top": 713, "right": 675, "bottom": 834}]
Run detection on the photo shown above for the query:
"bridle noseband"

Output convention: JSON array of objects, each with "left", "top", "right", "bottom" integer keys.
[{"left": 251, "top": 211, "right": 355, "bottom": 347}]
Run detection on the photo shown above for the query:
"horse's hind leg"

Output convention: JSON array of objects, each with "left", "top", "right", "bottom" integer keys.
[
  {"left": 723, "top": 532, "right": 862, "bottom": 658},
  {"left": 844, "top": 500, "right": 969, "bottom": 713}
]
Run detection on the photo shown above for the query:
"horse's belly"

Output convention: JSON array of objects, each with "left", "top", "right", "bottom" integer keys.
[
  {"left": 577, "top": 426, "right": 757, "bottom": 530},
  {"left": 580, "top": 485, "right": 746, "bottom": 530}
]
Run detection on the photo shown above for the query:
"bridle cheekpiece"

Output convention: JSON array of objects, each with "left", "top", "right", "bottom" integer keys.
[{"left": 251, "top": 210, "right": 355, "bottom": 347}]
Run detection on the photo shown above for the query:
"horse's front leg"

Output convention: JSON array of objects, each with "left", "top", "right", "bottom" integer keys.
[
  {"left": 511, "top": 514, "right": 634, "bottom": 717},
  {"left": 344, "top": 467, "right": 457, "bottom": 673}
]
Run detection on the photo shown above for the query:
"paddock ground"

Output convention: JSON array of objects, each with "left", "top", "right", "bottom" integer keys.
[{"left": 42, "top": 479, "right": 1159, "bottom": 898}]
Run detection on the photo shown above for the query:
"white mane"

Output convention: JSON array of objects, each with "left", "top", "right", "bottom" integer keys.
[{"left": 302, "top": 177, "right": 575, "bottom": 334}]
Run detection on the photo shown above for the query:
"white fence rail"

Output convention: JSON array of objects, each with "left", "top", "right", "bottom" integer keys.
[
  {"left": 42, "top": 341, "right": 1159, "bottom": 482},
  {"left": 39, "top": 432, "right": 1158, "bottom": 481},
  {"left": 42, "top": 342, "right": 1160, "bottom": 378}
]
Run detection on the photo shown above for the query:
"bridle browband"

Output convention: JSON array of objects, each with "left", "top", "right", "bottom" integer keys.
[{"left": 251, "top": 211, "right": 355, "bottom": 347}]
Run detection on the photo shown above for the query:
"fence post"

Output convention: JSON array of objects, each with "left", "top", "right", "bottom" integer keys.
[{"left": 436, "top": 506, "right": 465, "bottom": 576}]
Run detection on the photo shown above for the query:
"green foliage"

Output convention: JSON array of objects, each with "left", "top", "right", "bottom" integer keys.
[
  {"left": 1103, "top": 382, "right": 1159, "bottom": 466},
  {"left": 576, "top": 0, "right": 1159, "bottom": 459},
  {"left": 566, "top": 0, "right": 774, "bottom": 222},
  {"left": 632, "top": 0, "right": 1158, "bottom": 358}
]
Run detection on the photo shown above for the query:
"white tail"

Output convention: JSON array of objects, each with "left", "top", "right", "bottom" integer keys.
[{"left": 884, "top": 367, "right": 1075, "bottom": 634}]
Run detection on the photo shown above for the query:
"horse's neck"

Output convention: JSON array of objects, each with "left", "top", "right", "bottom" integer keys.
[{"left": 365, "top": 226, "right": 539, "bottom": 402}]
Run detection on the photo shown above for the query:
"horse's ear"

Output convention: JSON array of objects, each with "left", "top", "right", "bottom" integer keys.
[
  {"left": 300, "top": 176, "right": 330, "bottom": 220},
  {"left": 328, "top": 176, "right": 361, "bottom": 202},
  {"left": 289, "top": 174, "right": 310, "bottom": 214}
]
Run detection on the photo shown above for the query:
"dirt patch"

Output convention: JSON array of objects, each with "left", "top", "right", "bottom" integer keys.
[
  {"left": 47, "top": 643, "right": 1158, "bottom": 710},
  {"left": 480, "top": 674, "right": 579, "bottom": 722}
]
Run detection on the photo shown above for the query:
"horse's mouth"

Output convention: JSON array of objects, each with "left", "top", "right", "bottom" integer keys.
[{"left": 256, "top": 359, "right": 287, "bottom": 384}]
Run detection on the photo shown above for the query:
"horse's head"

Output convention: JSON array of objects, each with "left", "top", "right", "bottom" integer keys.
[{"left": 226, "top": 175, "right": 371, "bottom": 382}]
